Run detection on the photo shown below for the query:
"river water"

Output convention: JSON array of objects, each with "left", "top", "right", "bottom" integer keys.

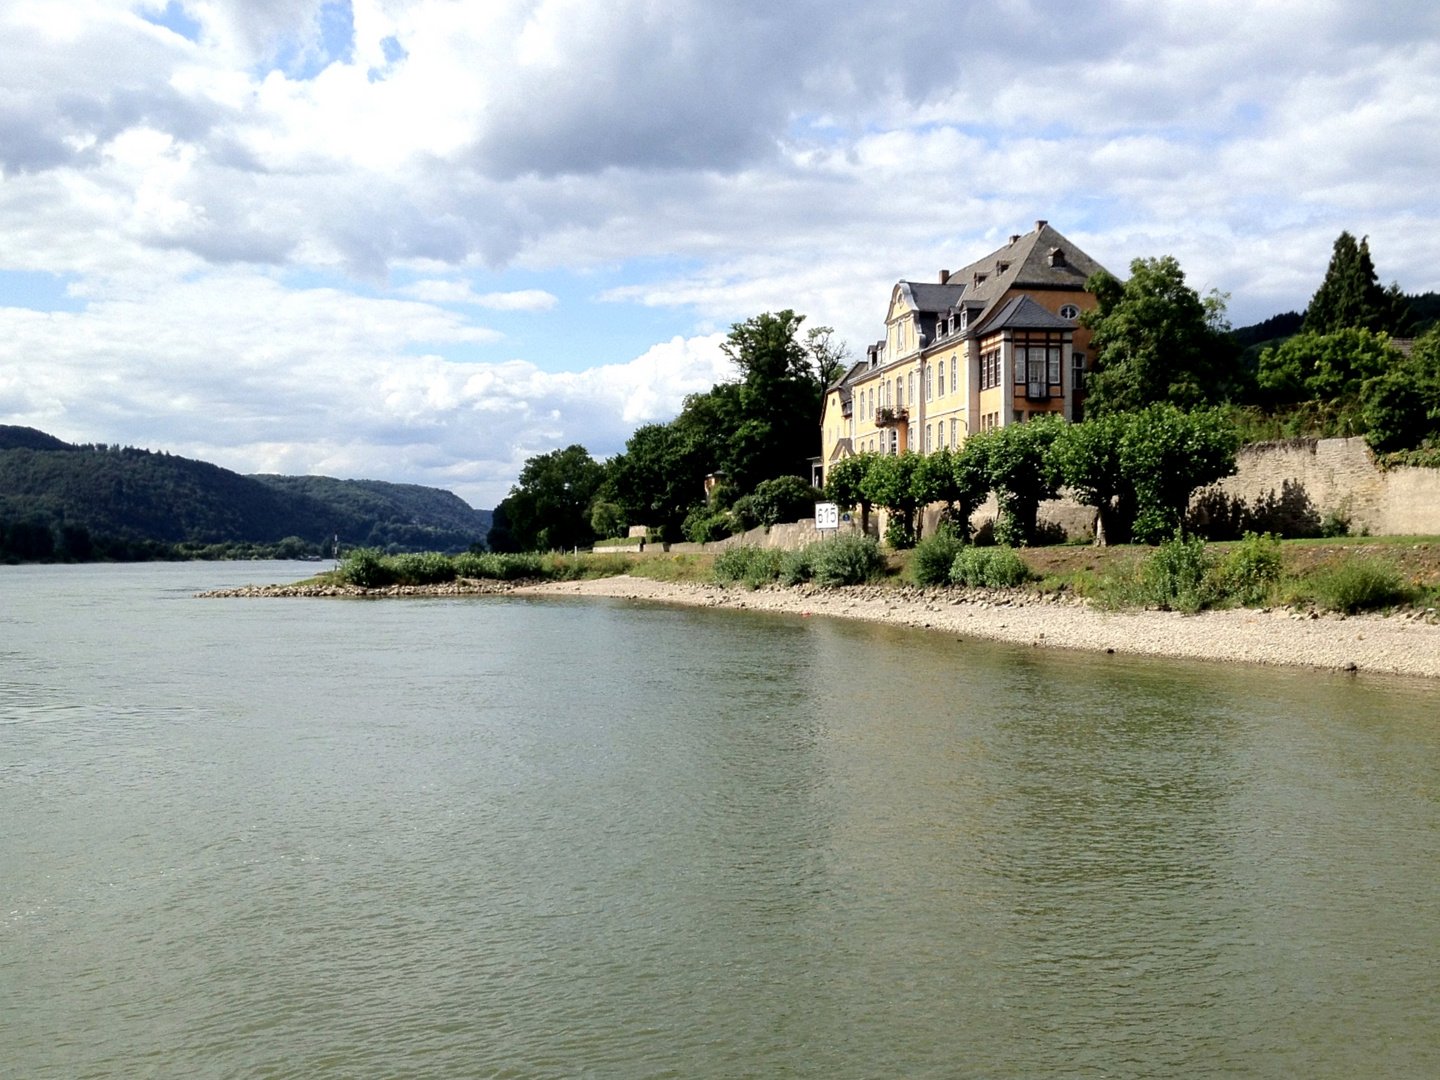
[{"left": 3, "top": 562, "right": 1439, "bottom": 1078}]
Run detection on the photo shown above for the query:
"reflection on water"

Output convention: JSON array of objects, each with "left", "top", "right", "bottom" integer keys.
[{"left": 2, "top": 562, "right": 1439, "bottom": 1078}]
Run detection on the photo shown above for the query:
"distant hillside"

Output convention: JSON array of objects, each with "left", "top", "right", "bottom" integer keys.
[{"left": 0, "top": 426, "right": 490, "bottom": 555}]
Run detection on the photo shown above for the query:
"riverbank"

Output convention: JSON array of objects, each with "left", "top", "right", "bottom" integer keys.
[
  {"left": 515, "top": 576, "right": 1440, "bottom": 679},
  {"left": 198, "top": 578, "right": 529, "bottom": 598}
]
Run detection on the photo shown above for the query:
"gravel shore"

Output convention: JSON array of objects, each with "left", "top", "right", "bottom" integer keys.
[{"left": 516, "top": 576, "right": 1440, "bottom": 680}]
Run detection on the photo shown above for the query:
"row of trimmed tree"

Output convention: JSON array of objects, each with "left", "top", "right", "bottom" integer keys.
[{"left": 823, "top": 404, "right": 1240, "bottom": 548}]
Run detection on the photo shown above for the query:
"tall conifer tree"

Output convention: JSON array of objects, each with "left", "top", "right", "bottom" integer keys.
[{"left": 1303, "top": 232, "right": 1413, "bottom": 335}]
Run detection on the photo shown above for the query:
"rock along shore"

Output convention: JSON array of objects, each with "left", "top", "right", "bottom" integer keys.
[
  {"left": 197, "top": 578, "right": 534, "bottom": 599},
  {"left": 514, "top": 576, "right": 1440, "bottom": 680},
  {"left": 199, "top": 574, "right": 1440, "bottom": 680}
]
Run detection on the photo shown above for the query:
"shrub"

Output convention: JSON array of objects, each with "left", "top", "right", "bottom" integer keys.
[
  {"left": 950, "top": 546, "right": 1033, "bottom": 588},
  {"left": 388, "top": 551, "right": 457, "bottom": 585},
  {"left": 778, "top": 546, "right": 816, "bottom": 585},
  {"left": 1215, "top": 531, "right": 1282, "bottom": 607},
  {"left": 452, "top": 551, "right": 544, "bottom": 580},
  {"left": 810, "top": 534, "right": 885, "bottom": 587},
  {"left": 713, "top": 545, "right": 782, "bottom": 587},
  {"left": 910, "top": 526, "right": 965, "bottom": 586},
  {"left": 1311, "top": 557, "right": 1410, "bottom": 614},
  {"left": 682, "top": 505, "right": 731, "bottom": 544},
  {"left": 339, "top": 547, "right": 396, "bottom": 587},
  {"left": 1135, "top": 533, "right": 1213, "bottom": 612},
  {"left": 726, "top": 495, "right": 761, "bottom": 534},
  {"left": 750, "top": 475, "right": 824, "bottom": 527}
]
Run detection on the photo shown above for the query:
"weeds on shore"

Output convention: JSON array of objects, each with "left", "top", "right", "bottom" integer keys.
[
  {"left": 712, "top": 535, "right": 885, "bottom": 589},
  {"left": 336, "top": 548, "right": 634, "bottom": 587}
]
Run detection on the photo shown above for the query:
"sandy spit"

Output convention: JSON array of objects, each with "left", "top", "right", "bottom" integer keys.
[
  {"left": 197, "top": 578, "right": 532, "bottom": 599},
  {"left": 515, "top": 576, "right": 1440, "bottom": 680}
]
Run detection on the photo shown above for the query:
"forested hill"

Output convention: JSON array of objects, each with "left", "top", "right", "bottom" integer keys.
[{"left": 0, "top": 426, "right": 490, "bottom": 553}]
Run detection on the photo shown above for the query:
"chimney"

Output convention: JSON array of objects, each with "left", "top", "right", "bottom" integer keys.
[
  {"left": 938, "top": 269, "right": 950, "bottom": 285},
  {"left": 1035, "top": 219, "right": 1048, "bottom": 232},
  {"left": 1008, "top": 234, "right": 1020, "bottom": 245}
]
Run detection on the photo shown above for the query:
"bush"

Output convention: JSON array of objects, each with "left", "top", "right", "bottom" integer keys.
[
  {"left": 950, "top": 546, "right": 1033, "bottom": 588},
  {"left": 1311, "top": 557, "right": 1410, "bottom": 613},
  {"left": 1215, "top": 531, "right": 1282, "bottom": 606},
  {"left": 1135, "top": 533, "right": 1213, "bottom": 612},
  {"left": 452, "top": 551, "right": 544, "bottom": 580},
  {"left": 727, "top": 495, "right": 761, "bottom": 534},
  {"left": 910, "top": 526, "right": 965, "bottom": 586},
  {"left": 750, "top": 475, "right": 824, "bottom": 527},
  {"left": 778, "top": 546, "right": 816, "bottom": 585},
  {"left": 713, "top": 545, "right": 782, "bottom": 588},
  {"left": 340, "top": 547, "right": 396, "bottom": 587},
  {"left": 682, "top": 505, "right": 731, "bottom": 544},
  {"left": 810, "top": 534, "right": 885, "bottom": 587},
  {"left": 388, "top": 551, "right": 458, "bottom": 585}
]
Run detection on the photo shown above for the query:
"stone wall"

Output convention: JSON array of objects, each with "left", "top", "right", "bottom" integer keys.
[
  {"left": 1192, "top": 437, "right": 1440, "bottom": 537},
  {"left": 669, "top": 518, "right": 865, "bottom": 554}
]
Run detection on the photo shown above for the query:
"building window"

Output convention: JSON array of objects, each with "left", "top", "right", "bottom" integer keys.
[
  {"left": 1072, "top": 350, "right": 1086, "bottom": 390},
  {"left": 950, "top": 418, "right": 958, "bottom": 445},
  {"left": 950, "top": 356, "right": 957, "bottom": 394},
  {"left": 927, "top": 365, "right": 934, "bottom": 401},
  {"left": 907, "top": 373, "right": 914, "bottom": 406},
  {"left": 1048, "top": 346, "right": 1062, "bottom": 386},
  {"left": 1026, "top": 347, "right": 1048, "bottom": 398},
  {"left": 890, "top": 429, "right": 898, "bottom": 455},
  {"left": 926, "top": 424, "right": 932, "bottom": 452},
  {"left": 1059, "top": 303, "right": 1080, "bottom": 320}
]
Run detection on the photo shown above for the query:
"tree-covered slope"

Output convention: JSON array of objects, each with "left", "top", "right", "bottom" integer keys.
[{"left": 0, "top": 427, "right": 489, "bottom": 551}]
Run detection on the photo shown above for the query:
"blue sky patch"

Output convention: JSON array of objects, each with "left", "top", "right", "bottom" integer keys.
[
  {"left": 271, "top": 1, "right": 355, "bottom": 80},
  {"left": 139, "top": 1, "right": 202, "bottom": 43},
  {"left": 0, "top": 270, "right": 87, "bottom": 313}
]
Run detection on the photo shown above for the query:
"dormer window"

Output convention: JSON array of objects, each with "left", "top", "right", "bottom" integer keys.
[
  {"left": 959, "top": 308, "right": 968, "bottom": 331},
  {"left": 997, "top": 261, "right": 1009, "bottom": 274},
  {"left": 1049, "top": 247, "right": 1067, "bottom": 267}
]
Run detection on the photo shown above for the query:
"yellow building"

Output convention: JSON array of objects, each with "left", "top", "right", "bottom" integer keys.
[{"left": 820, "top": 221, "right": 1110, "bottom": 482}]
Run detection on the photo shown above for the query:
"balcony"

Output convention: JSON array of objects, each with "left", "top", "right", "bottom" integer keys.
[{"left": 875, "top": 406, "right": 909, "bottom": 427}]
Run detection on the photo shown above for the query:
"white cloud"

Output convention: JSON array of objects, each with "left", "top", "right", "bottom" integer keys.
[
  {"left": 3, "top": 0, "right": 1440, "bottom": 501},
  {"left": 398, "top": 280, "right": 559, "bottom": 310}
]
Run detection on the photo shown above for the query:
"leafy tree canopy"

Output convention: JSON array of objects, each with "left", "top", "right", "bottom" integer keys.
[
  {"left": 1256, "top": 327, "right": 1402, "bottom": 406},
  {"left": 1304, "top": 232, "right": 1413, "bottom": 336},
  {"left": 495, "top": 444, "right": 606, "bottom": 551},
  {"left": 1081, "top": 256, "right": 1243, "bottom": 414},
  {"left": 1362, "top": 326, "right": 1440, "bottom": 453}
]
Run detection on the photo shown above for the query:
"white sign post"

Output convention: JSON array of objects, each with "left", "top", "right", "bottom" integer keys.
[{"left": 814, "top": 501, "right": 840, "bottom": 532}]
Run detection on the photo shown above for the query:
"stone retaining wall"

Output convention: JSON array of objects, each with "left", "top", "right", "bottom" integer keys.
[{"left": 1193, "top": 437, "right": 1440, "bottom": 537}]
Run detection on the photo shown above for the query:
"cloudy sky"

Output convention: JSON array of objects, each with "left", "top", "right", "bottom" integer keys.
[{"left": 2, "top": 0, "right": 1438, "bottom": 507}]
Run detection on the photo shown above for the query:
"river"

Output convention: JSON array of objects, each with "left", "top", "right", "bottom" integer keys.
[{"left": 3, "top": 562, "right": 1438, "bottom": 1078}]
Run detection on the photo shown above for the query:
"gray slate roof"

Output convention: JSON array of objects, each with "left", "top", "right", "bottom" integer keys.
[{"left": 977, "top": 294, "right": 1076, "bottom": 334}]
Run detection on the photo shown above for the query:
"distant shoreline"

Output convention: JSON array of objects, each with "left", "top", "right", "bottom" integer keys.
[{"left": 201, "top": 573, "right": 1440, "bottom": 680}]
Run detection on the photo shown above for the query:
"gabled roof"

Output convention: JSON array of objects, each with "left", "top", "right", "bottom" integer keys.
[
  {"left": 897, "top": 280, "right": 967, "bottom": 313},
  {"left": 827, "top": 438, "right": 854, "bottom": 463},
  {"left": 951, "top": 222, "right": 1107, "bottom": 332},
  {"left": 826, "top": 360, "right": 869, "bottom": 394},
  {"left": 976, "top": 294, "right": 1076, "bottom": 334}
]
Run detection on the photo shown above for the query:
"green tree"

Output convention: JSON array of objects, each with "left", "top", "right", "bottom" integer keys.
[
  {"left": 1049, "top": 411, "right": 1135, "bottom": 545},
  {"left": 1120, "top": 405, "right": 1240, "bottom": 543},
  {"left": 1081, "top": 256, "right": 1243, "bottom": 413},
  {"left": 589, "top": 499, "right": 626, "bottom": 540},
  {"left": 824, "top": 453, "right": 876, "bottom": 536},
  {"left": 806, "top": 325, "right": 850, "bottom": 388},
  {"left": 859, "top": 451, "right": 926, "bottom": 548},
  {"left": 1256, "top": 328, "right": 1403, "bottom": 405},
  {"left": 1304, "top": 232, "right": 1414, "bottom": 336},
  {"left": 1362, "top": 326, "right": 1440, "bottom": 452},
  {"left": 603, "top": 421, "right": 714, "bottom": 542},
  {"left": 978, "top": 417, "right": 1064, "bottom": 546},
  {"left": 495, "top": 445, "right": 606, "bottom": 551},
  {"left": 720, "top": 310, "right": 826, "bottom": 490}
]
